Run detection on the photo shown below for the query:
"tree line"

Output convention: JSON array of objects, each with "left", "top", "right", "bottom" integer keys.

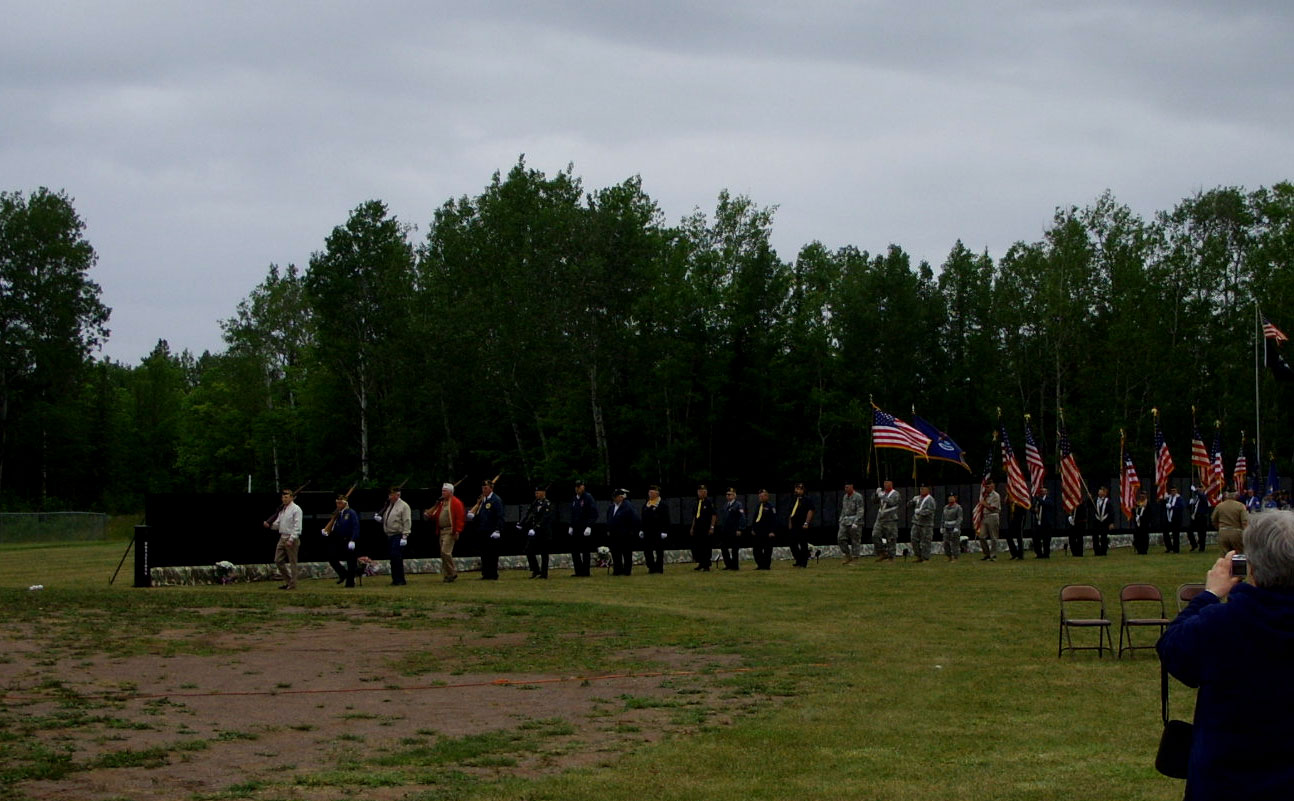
[{"left": 4, "top": 160, "right": 1294, "bottom": 513}]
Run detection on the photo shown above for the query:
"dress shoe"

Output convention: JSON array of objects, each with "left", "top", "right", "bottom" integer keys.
[{"left": 442, "top": 575, "right": 457, "bottom": 583}]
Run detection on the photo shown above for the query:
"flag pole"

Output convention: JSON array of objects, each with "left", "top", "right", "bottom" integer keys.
[{"left": 1256, "top": 300, "right": 1263, "bottom": 473}]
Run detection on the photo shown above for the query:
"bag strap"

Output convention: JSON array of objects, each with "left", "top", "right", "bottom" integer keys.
[{"left": 1160, "top": 657, "right": 1171, "bottom": 726}]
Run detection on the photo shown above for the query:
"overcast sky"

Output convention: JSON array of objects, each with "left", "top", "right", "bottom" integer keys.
[{"left": 4, "top": 1, "right": 1292, "bottom": 363}]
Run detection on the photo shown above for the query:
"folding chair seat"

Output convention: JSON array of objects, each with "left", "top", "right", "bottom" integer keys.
[
  {"left": 1176, "top": 582, "right": 1206, "bottom": 611},
  {"left": 1058, "top": 584, "right": 1112, "bottom": 657},
  {"left": 1118, "top": 583, "right": 1171, "bottom": 658}
]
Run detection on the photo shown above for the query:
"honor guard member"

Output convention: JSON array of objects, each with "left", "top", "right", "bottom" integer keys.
[
  {"left": 1032, "top": 486, "right": 1055, "bottom": 558},
  {"left": 787, "top": 483, "right": 816, "bottom": 568},
  {"left": 607, "top": 488, "right": 640, "bottom": 575},
  {"left": 1163, "top": 485, "right": 1185, "bottom": 553},
  {"left": 976, "top": 480, "right": 1001, "bottom": 561},
  {"left": 641, "top": 486, "right": 669, "bottom": 574},
  {"left": 267, "top": 488, "right": 303, "bottom": 590},
  {"left": 718, "top": 487, "right": 747, "bottom": 570},
  {"left": 1090, "top": 485, "right": 1115, "bottom": 556},
  {"left": 1132, "top": 491, "right": 1152, "bottom": 554},
  {"left": 1212, "top": 491, "right": 1250, "bottom": 553},
  {"left": 838, "top": 482, "right": 865, "bottom": 564},
  {"left": 519, "top": 485, "right": 554, "bottom": 579},
  {"left": 941, "top": 493, "right": 963, "bottom": 561},
  {"left": 1189, "top": 484, "right": 1211, "bottom": 552},
  {"left": 749, "top": 489, "right": 778, "bottom": 570},
  {"left": 874, "top": 480, "right": 902, "bottom": 562},
  {"left": 1067, "top": 494, "right": 1088, "bottom": 556},
  {"left": 423, "top": 483, "right": 465, "bottom": 583},
  {"left": 690, "top": 484, "right": 718, "bottom": 571},
  {"left": 1005, "top": 502, "right": 1027, "bottom": 560},
  {"left": 376, "top": 486, "right": 413, "bottom": 585},
  {"left": 569, "top": 480, "right": 598, "bottom": 577},
  {"left": 469, "top": 480, "right": 505, "bottom": 580},
  {"left": 908, "top": 484, "right": 936, "bottom": 562},
  {"left": 323, "top": 493, "right": 361, "bottom": 587}
]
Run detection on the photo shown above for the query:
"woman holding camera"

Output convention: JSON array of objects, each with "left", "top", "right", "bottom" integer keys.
[{"left": 1157, "top": 510, "right": 1294, "bottom": 800}]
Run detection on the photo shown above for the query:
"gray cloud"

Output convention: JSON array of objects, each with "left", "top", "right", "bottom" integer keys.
[{"left": 2, "top": 1, "right": 1291, "bottom": 361}]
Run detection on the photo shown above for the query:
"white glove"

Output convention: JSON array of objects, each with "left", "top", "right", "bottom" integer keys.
[
  {"left": 660, "top": 532, "right": 667, "bottom": 540},
  {"left": 568, "top": 526, "right": 574, "bottom": 535},
  {"left": 347, "top": 541, "right": 356, "bottom": 551},
  {"left": 373, "top": 514, "right": 382, "bottom": 523},
  {"left": 321, "top": 528, "right": 328, "bottom": 537},
  {"left": 466, "top": 512, "right": 475, "bottom": 521},
  {"left": 527, "top": 529, "right": 536, "bottom": 537},
  {"left": 399, "top": 538, "right": 407, "bottom": 548},
  {"left": 583, "top": 527, "right": 592, "bottom": 537},
  {"left": 638, "top": 531, "right": 645, "bottom": 539},
  {"left": 288, "top": 535, "right": 298, "bottom": 544},
  {"left": 490, "top": 531, "right": 501, "bottom": 540}
]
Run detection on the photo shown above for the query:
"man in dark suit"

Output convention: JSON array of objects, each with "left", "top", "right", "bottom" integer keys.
[
  {"left": 569, "top": 480, "right": 599, "bottom": 577},
  {"left": 1032, "top": 486, "right": 1055, "bottom": 558},
  {"left": 1162, "top": 485, "right": 1186, "bottom": 553},
  {"left": 1090, "top": 485, "right": 1116, "bottom": 556},
  {"left": 472, "top": 480, "right": 506, "bottom": 580},
  {"left": 606, "top": 488, "right": 640, "bottom": 576},
  {"left": 749, "top": 489, "right": 778, "bottom": 570},
  {"left": 1188, "top": 485, "right": 1210, "bottom": 552},
  {"left": 1067, "top": 495, "right": 1087, "bottom": 556}
]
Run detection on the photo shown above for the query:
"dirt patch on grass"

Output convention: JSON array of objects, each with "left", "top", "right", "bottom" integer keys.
[{"left": 1, "top": 622, "right": 758, "bottom": 800}]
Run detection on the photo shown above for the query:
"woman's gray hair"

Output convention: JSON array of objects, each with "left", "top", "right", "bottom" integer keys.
[{"left": 1244, "top": 510, "right": 1294, "bottom": 589}]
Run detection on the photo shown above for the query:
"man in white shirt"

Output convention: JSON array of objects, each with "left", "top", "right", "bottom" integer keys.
[{"left": 266, "top": 488, "right": 303, "bottom": 590}]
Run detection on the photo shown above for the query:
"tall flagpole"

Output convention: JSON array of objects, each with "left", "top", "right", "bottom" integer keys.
[{"left": 1255, "top": 300, "right": 1262, "bottom": 477}]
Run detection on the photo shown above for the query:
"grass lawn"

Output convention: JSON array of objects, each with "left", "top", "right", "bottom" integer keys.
[{"left": 0, "top": 540, "right": 1205, "bottom": 800}]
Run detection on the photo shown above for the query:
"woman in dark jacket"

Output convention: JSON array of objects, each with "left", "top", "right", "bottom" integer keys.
[{"left": 1157, "top": 510, "right": 1294, "bottom": 800}]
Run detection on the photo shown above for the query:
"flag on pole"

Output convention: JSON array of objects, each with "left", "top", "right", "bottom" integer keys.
[
  {"left": 1234, "top": 449, "right": 1248, "bottom": 493},
  {"left": 871, "top": 405, "right": 933, "bottom": 456},
  {"left": 1154, "top": 417, "right": 1175, "bottom": 501},
  {"left": 1190, "top": 427, "right": 1209, "bottom": 472},
  {"left": 1208, "top": 433, "right": 1225, "bottom": 505},
  {"left": 972, "top": 447, "right": 993, "bottom": 534},
  {"left": 999, "top": 424, "right": 1032, "bottom": 509},
  {"left": 1263, "top": 315, "right": 1289, "bottom": 344},
  {"left": 1120, "top": 450, "right": 1142, "bottom": 519},
  {"left": 910, "top": 415, "right": 971, "bottom": 471},
  {"left": 1024, "top": 418, "right": 1046, "bottom": 497},
  {"left": 1058, "top": 419, "right": 1083, "bottom": 514}
]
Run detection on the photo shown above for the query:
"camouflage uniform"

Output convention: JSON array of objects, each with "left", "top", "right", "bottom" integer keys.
[
  {"left": 874, "top": 488, "right": 902, "bottom": 560},
  {"left": 909, "top": 492, "right": 936, "bottom": 561},
  {"left": 837, "top": 490, "right": 866, "bottom": 561}
]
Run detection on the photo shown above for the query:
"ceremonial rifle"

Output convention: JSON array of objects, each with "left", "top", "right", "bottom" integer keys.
[
  {"left": 322, "top": 483, "right": 358, "bottom": 535},
  {"left": 469, "top": 473, "right": 502, "bottom": 517},
  {"left": 264, "top": 480, "right": 311, "bottom": 526}
]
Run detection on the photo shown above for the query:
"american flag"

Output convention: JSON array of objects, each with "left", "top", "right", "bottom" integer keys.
[
  {"left": 871, "top": 406, "right": 932, "bottom": 456},
  {"left": 1058, "top": 420, "right": 1083, "bottom": 514},
  {"left": 972, "top": 448, "right": 993, "bottom": 534},
  {"left": 1154, "top": 420, "right": 1175, "bottom": 501},
  {"left": 1264, "top": 315, "right": 1289, "bottom": 344},
  {"left": 1000, "top": 425, "right": 1032, "bottom": 510},
  {"left": 1024, "top": 418, "right": 1046, "bottom": 497},
  {"left": 1120, "top": 449, "right": 1142, "bottom": 519},
  {"left": 1191, "top": 426, "right": 1210, "bottom": 485},
  {"left": 1207, "top": 433, "right": 1225, "bottom": 505},
  {"left": 1234, "top": 450, "right": 1248, "bottom": 493}
]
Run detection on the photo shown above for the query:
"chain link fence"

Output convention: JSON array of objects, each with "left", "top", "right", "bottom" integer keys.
[{"left": 0, "top": 512, "right": 109, "bottom": 543}]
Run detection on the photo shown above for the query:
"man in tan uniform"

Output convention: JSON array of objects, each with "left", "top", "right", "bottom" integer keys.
[{"left": 1211, "top": 491, "right": 1250, "bottom": 553}]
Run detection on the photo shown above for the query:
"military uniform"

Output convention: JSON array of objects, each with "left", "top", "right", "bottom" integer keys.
[
  {"left": 1090, "top": 493, "right": 1115, "bottom": 556},
  {"left": 641, "top": 494, "right": 670, "bottom": 574},
  {"left": 909, "top": 492, "right": 936, "bottom": 562},
  {"left": 326, "top": 503, "right": 361, "bottom": 587},
  {"left": 874, "top": 487, "right": 902, "bottom": 561},
  {"left": 837, "top": 489, "right": 865, "bottom": 562},
  {"left": 472, "top": 489, "right": 505, "bottom": 579},
  {"left": 607, "top": 493, "right": 640, "bottom": 575},
  {"left": 977, "top": 489, "right": 1000, "bottom": 560},
  {"left": 941, "top": 500, "right": 963, "bottom": 560},
  {"left": 519, "top": 493, "right": 554, "bottom": 578},
  {"left": 689, "top": 489, "right": 717, "bottom": 571},
  {"left": 569, "top": 487, "right": 599, "bottom": 577},
  {"left": 718, "top": 494, "right": 746, "bottom": 570},
  {"left": 786, "top": 488, "right": 816, "bottom": 567},
  {"left": 750, "top": 496, "right": 777, "bottom": 570}
]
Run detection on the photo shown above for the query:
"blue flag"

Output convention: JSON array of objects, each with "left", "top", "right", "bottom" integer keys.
[{"left": 911, "top": 415, "right": 971, "bottom": 472}]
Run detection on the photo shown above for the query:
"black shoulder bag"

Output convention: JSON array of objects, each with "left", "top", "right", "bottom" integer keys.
[{"left": 1155, "top": 658, "right": 1193, "bottom": 779}]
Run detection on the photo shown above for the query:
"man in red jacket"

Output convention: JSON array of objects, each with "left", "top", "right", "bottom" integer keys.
[{"left": 424, "top": 482, "right": 466, "bottom": 583}]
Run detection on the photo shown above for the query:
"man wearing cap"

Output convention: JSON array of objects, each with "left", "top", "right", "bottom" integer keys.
[
  {"left": 569, "top": 480, "right": 598, "bottom": 577},
  {"left": 787, "top": 483, "right": 816, "bottom": 568},
  {"left": 423, "top": 483, "right": 465, "bottom": 583},
  {"left": 1162, "top": 485, "right": 1185, "bottom": 553},
  {"left": 874, "top": 480, "right": 902, "bottom": 562},
  {"left": 941, "top": 492, "right": 963, "bottom": 561},
  {"left": 690, "top": 484, "right": 718, "bottom": 571},
  {"left": 376, "top": 486, "right": 413, "bottom": 584},
  {"left": 838, "top": 482, "right": 864, "bottom": 564},
  {"left": 607, "top": 488, "right": 640, "bottom": 576},
  {"left": 749, "top": 489, "right": 778, "bottom": 570},
  {"left": 1090, "top": 485, "right": 1115, "bottom": 557},
  {"left": 718, "top": 487, "right": 746, "bottom": 570},
  {"left": 1211, "top": 491, "right": 1249, "bottom": 553},
  {"left": 976, "top": 480, "right": 1000, "bottom": 562},
  {"left": 469, "top": 480, "right": 505, "bottom": 580},
  {"left": 267, "top": 488, "right": 303, "bottom": 590},
  {"left": 908, "top": 484, "right": 936, "bottom": 562},
  {"left": 640, "top": 486, "right": 670, "bottom": 574},
  {"left": 518, "top": 485, "right": 554, "bottom": 579},
  {"left": 1189, "top": 484, "right": 1210, "bottom": 552},
  {"left": 323, "top": 493, "right": 361, "bottom": 587}
]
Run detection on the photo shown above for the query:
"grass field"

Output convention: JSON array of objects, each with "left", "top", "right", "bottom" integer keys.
[{"left": 0, "top": 540, "right": 1205, "bottom": 800}]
